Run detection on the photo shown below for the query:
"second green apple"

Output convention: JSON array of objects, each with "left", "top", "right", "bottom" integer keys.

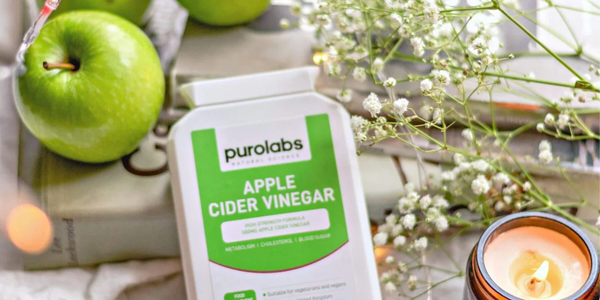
[{"left": 177, "top": 0, "right": 270, "bottom": 26}]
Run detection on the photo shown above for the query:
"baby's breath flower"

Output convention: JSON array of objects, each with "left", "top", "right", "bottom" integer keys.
[
  {"left": 337, "top": 89, "right": 352, "bottom": 103},
  {"left": 413, "top": 237, "right": 428, "bottom": 251},
  {"left": 402, "top": 214, "right": 417, "bottom": 230},
  {"left": 408, "top": 275, "right": 418, "bottom": 290},
  {"left": 544, "top": 113, "right": 555, "bottom": 126},
  {"left": 378, "top": 224, "right": 392, "bottom": 233},
  {"left": 423, "top": 5, "right": 439, "bottom": 24},
  {"left": 503, "top": 195, "right": 513, "bottom": 205},
  {"left": 373, "top": 232, "right": 389, "bottom": 246},
  {"left": 404, "top": 183, "right": 417, "bottom": 194},
  {"left": 471, "top": 174, "right": 491, "bottom": 195},
  {"left": 380, "top": 270, "right": 398, "bottom": 282},
  {"left": 391, "top": 224, "right": 403, "bottom": 236},
  {"left": 462, "top": 129, "right": 474, "bottom": 141},
  {"left": 468, "top": 202, "right": 477, "bottom": 211},
  {"left": 372, "top": 57, "right": 384, "bottom": 71},
  {"left": 472, "top": 159, "right": 490, "bottom": 173},
  {"left": 316, "top": 14, "right": 331, "bottom": 26},
  {"left": 432, "top": 70, "right": 451, "bottom": 86},
  {"left": 453, "top": 153, "right": 465, "bottom": 164},
  {"left": 433, "top": 195, "right": 449, "bottom": 209},
  {"left": 384, "top": 77, "right": 397, "bottom": 87},
  {"left": 441, "top": 170, "right": 456, "bottom": 181},
  {"left": 494, "top": 201, "right": 506, "bottom": 212},
  {"left": 384, "top": 282, "right": 397, "bottom": 292},
  {"left": 536, "top": 123, "right": 545, "bottom": 132},
  {"left": 385, "top": 213, "right": 398, "bottom": 226},
  {"left": 522, "top": 181, "right": 532, "bottom": 192},
  {"left": 350, "top": 115, "right": 367, "bottom": 133},
  {"left": 458, "top": 162, "right": 471, "bottom": 172},
  {"left": 398, "top": 261, "right": 408, "bottom": 273},
  {"left": 419, "top": 104, "right": 432, "bottom": 119},
  {"left": 556, "top": 113, "right": 569, "bottom": 129},
  {"left": 355, "top": 132, "right": 367, "bottom": 142},
  {"left": 539, "top": 140, "right": 551, "bottom": 152},
  {"left": 398, "top": 197, "right": 415, "bottom": 213},
  {"left": 472, "top": 37, "right": 486, "bottom": 49},
  {"left": 596, "top": 216, "right": 600, "bottom": 228},
  {"left": 398, "top": 25, "right": 411, "bottom": 38},
  {"left": 390, "top": 13, "right": 402, "bottom": 28},
  {"left": 393, "top": 235, "right": 407, "bottom": 247},
  {"left": 420, "top": 79, "right": 433, "bottom": 92},
  {"left": 411, "top": 37, "right": 425, "bottom": 57},
  {"left": 352, "top": 67, "right": 367, "bottom": 82},
  {"left": 432, "top": 108, "right": 443, "bottom": 124},
  {"left": 363, "top": 93, "right": 382, "bottom": 117},
  {"left": 279, "top": 18, "right": 291, "bottom": 29},
  {"left": 290, "top": 2, "right": 301, "bottom": 15},
  {"left": 433, "top": 216, "right": 449, "bottom": 232},
  {"left": 426, "top": 207, "right": 440, "bottom": 220},
  {"left": 385, "top": 256, "right": 395, "bottom": 264},
  {"left": 419, "top": 195, "right": 432, "bottom": 209},
  {"left": 327, "top": 46, "right": 338, "bottom": 60},
  {"left": 538, "top": 150, "right": 553, "bottom": 164},
  {"left": 492, "top": 172, "right": 510, "bottom": 189},
  {"left": 325, "top": 61, "right": 341, "bottom": 76},
  {"left": 524, "top": 72, "right": 535, "bottom": 79},
  {"left": 560, "top": 92, "right": 574, "bottom": 103},
  {"left": 393, "top": 98, "right": 409, "bottom": 116}
]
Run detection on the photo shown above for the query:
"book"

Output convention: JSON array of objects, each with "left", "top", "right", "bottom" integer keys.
[{"left": 19, "top": 126, "right": 180, "bottom": 270}]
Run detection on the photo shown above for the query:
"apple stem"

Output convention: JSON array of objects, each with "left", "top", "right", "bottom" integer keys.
[{"left": 43, "top": 61, "right": 76, "bottom": 71}]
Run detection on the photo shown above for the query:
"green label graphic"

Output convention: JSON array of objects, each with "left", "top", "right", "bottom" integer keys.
[
  {"left": 191, "top": 114, "right": 349, "bottom": 272},
  {"left": 224, "top": 290, "right": 256, "bottom": 300}
]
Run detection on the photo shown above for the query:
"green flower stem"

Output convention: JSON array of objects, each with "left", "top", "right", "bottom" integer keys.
[
  {"left": 440, "top": 5, "right": 496, "bottom": 14},
  {"left": 554, "top": 6, "right": 580, "bottom": 47},
  {"left": 515, "top": 10, "right": 578, "bottom": 51},
  {"left": 584, "top": 0, "right": 600, "bottom": 10},
  {"left": 498, "top": 51, "right": 580, "bottom": 59},
  {"left": 495, "top": 4, "right": 585, "bottom": 80},
  {"left": 482, "top": 71, "right": 593, "bottom": 90},
  {"left": 409, "top": 274, "right": 463, "bottom": 300},
  {"left": 554, "top": 4, "right": 600, "bottom": 16}
]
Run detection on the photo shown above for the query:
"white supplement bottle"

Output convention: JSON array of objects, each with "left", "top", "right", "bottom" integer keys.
[{"left": 168, "top": 67, "right": 382, "bottom": 300}]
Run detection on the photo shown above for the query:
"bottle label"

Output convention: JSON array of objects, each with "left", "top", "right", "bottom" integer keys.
[{"left": 191, "top": 113, "right": 355, "bottom": 299}]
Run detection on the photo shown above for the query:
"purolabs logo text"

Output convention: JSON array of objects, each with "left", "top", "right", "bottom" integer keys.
[
  {"left": 224, "top": 139, "right": 303, "bottom": 162},
  {"left": 215, "top": 117, "right": 312, "bottom": 171}
]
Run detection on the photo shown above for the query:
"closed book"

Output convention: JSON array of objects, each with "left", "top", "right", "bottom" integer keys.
[{"left": 19, "top": 126, "right": 180, "bottom": 270}]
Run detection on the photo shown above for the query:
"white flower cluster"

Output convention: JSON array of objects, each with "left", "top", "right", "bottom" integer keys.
[
  {"left": 375, "top": 182, "right": 451, "bottom": 293},
  {"left": 540, "top": 112, "right": 570, "bottom": 131},
  {"left": 538, "top": 140, "right": 553, "bottom": 164},
  {"left": 440, "top": 154, "right": 532, "bottom": 213}
]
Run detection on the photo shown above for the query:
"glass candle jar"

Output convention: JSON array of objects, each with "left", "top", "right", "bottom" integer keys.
[{"left": 464, "top": 212, "right": 599, "bottom": 300}]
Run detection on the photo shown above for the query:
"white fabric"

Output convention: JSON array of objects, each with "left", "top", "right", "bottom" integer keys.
[{"left": 0, "top": 259, "right": 184, "bottom": 300}]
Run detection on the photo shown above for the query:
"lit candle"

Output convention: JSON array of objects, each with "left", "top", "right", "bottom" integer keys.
[{"left": 464, "top": 212, "right": 599, "bottom": 300}]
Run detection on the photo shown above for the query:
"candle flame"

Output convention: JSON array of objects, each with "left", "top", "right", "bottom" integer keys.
[{"left": 532, "top": 260, "right": 549, "bottom": 282}]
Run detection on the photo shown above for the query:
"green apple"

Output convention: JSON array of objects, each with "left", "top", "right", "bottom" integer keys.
[
  {"left": 177, "top": 0, "right": 270, "bottom": 26},
  {"left": 37, "top": 0, "right": 152, "bottom": 26},
  {"left": 16, "top": 11, "right": 165, "bottom": 163}
]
